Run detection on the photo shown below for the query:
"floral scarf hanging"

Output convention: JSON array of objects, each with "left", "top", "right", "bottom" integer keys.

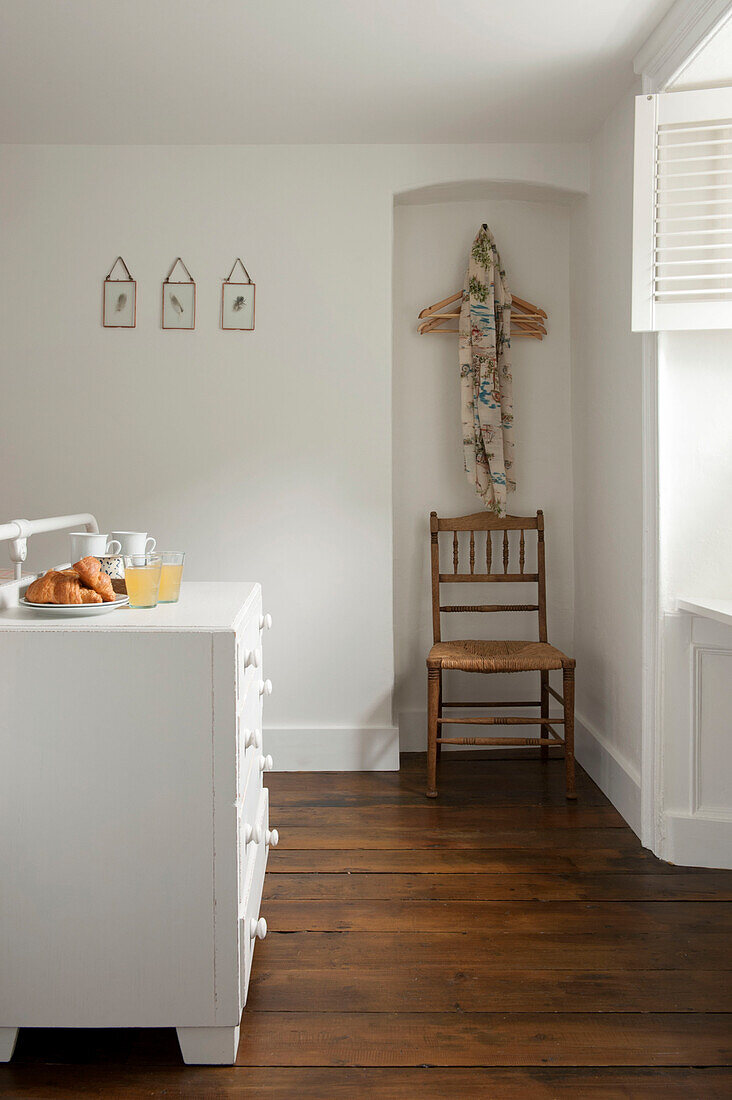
[{"left": 459, "top": 225, "right": 515, "bottom": 514}]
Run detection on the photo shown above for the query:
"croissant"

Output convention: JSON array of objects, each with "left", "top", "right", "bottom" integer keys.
[
  {"left": 73, "top": 557, "right": 115, "bottom": 602},
  {"left": 60, "top": 570, "right": 104, "bottom": 604},
  {"left": 25, "top": 570, "right": 102, "bottom": 605}
]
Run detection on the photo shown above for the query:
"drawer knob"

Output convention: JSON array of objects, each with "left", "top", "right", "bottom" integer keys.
[
  {"left": 260, "top": 613, "right": 272, "bottom": 631},
  {"left": 243, "top": 823, "right": 257, "bottom": 845},
  {"left": 265, "top": 828, "right": 279, "bottom": 848},
  {"left": 259, "top": 754, "right": 274, "bottom": 773},
  {"left": 259, "top": 679, "right": 272, "bottom": 697},
  {"left": 245, "top": 647, "right": 262, "bottom": 669},
  {"left": 250, "top": 916, "right": 267, "bottom": 941},
  {"left": 251, "top": 823, "right": 263, "bottom": 845},
  {"left": 244, "top": 728, "right": 262, "bottom": 750}
]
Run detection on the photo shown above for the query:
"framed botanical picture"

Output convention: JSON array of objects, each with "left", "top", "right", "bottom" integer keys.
[
  {"left": 103, "top": 257, "right": 136, "bottom": 328},
  {"left": 222, "top": 258, "right": 255, "bottom": 331},
  {"left": 162, "top": 258, "right": 196, "bottom": 330}
]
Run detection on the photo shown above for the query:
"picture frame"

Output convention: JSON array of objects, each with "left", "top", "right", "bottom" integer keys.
[
  {"left": 221, "top": 258, "right": 255, "bottom": 331},
  {"left": 162, "top": 257, "right": 196, "bottom": 330},
  {"left": 103, "top": 257, "right": 136, "bottom": 328}
]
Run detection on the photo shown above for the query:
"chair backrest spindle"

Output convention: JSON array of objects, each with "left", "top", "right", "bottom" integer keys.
[{"left": 537, "top": 511, "right": 548, "bottom": 643}]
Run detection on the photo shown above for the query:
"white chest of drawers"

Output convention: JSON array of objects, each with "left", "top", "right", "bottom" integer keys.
[{"left": 0, "top": 581, "right": 275, "bottom": 1065}]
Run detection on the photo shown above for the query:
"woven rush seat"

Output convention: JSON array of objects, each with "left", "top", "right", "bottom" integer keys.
[{"left": 428, "top": 639, "right": 574, "bottom": 673}]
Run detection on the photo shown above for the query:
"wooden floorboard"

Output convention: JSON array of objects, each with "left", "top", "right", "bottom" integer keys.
[
  {"left": 257, "top": 929, "right": 730, "bottom": 970},
  {"left": 276, "top": 799, "right": 621, "bottom": 826},
  {"left": 2, "top": 752, "right": 731, "bottom": 1096},
  {"left": 280, "top": 823, "right": 638, "bottom": 848},
  {"left": 248, "top": 967, "right": 732, "bottom": 1012},
  {"left": 2, "top": 1066, "right": 731, "bottom": 1098},
  {"left": 233, "top": 1010, "right": 732, "bottom": 1066},
  {"left": 269, "top": 845, "right": 700, "bottom": 872},
  {"left": 264, "top": 898, "right": 732, "bottom": 933},
  {"left": 264, "top": 869, "right": 732, "bottom": 900}
]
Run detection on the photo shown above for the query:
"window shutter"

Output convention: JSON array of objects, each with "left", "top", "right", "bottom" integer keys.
[{"left": 632, "top": 86, "right": 732, "bottom": 331}]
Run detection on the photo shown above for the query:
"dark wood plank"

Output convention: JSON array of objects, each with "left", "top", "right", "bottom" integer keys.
[
  {"left": 263, "top": 870, "right": 732, "bottom": 901},
  {"left": 269, "top": 787, "right": 616, "bottom": 808},
  {"left": 277, "top": 825, "right": 638, "bottom": 849},
  {"left": 269, "top": 752, "right": 606, "bottom": 784},
  {"left": 2, "top": 1066, "right": 731, "bottom": 1099},
  {"left": 269, "top": 754, "right": 599, "bottom": 782},
  {"left": 264, "top": 899, "right": 732, "bottom": 933},
  {"left": 274, "top": 804, "right": 627, "bottom": 830},
  {"left": 256, "top": 930, "right": 731, "bottom": 970},
  {"left": 248, "top": 966, "right": 732, "bottom": 1013},
  {"left": 268, "top": 767, "right": 612, "bottom": 807},
  {"left": 234, "top": 1011, "right": 732, "bottom": 1066},
  {"left": 268, "top": 847, "right": 689, "bottom": 873}
]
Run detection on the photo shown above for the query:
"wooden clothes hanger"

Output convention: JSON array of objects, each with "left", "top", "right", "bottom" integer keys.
[{"left": 418, "top": 290, "right": 548, "bottom": 340}]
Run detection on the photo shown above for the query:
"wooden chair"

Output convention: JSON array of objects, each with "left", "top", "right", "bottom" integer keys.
[{"left": 426, "top": 509, "right": 576, "bottom": 800}]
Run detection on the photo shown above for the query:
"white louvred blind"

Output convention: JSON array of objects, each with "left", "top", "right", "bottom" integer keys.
[{"left": 633, "top": 86, "right": 732, "bottom": 331}]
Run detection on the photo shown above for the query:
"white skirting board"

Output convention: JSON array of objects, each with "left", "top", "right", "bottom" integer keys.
[
  {"left": 661, "top": 811, "right": 732, "bottom": 870},
  {"left": 264, "top": 727, "right": 399, "bottom": 771},
  {"left": 574, "top": 712, "right": 642, "bottom": 839}
]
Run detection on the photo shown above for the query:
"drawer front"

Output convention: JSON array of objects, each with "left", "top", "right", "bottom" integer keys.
[
  {"left": 237, "top": 666, "right": 271, "bottom": 719},
  {"left": 239, "top": 786, "right": 270, "bottom": 1007},
  {"left": 235, "top": 607, "right": 263, "bottom": 710},
  {"left": 237, "top": 752, "right": 263, "bottom": 907},
  {"left": 236, "top": 675, "right": 263, "bottom": 800}
]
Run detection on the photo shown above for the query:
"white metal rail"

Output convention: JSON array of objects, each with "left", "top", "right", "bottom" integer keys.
[{"left": 0, "top": 514, "right": 99, "bottom": 580}]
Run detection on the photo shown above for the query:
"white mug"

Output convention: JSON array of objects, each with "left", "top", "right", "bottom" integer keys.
[
  {"left": 111, "top": 531, "right": 156, "bottom": 555},
  {"left": 70, "top": 532, "right": 122, "bottom": 561}
]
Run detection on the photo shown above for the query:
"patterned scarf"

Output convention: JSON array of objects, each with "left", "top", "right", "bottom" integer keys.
[{"left": 459, "top": 225, "right": 515, "bottom": 514}]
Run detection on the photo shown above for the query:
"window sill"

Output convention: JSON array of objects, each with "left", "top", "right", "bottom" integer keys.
[{"left": 677, "top": 597, "right": 732, "bottom": 629}]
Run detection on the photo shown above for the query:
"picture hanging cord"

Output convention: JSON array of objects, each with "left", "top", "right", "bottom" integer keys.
[
  {"left": 164, "top": 257, "right": 195, "bottom": 283},
  {"left": 105, "top": 256, "right": 134, "bottom": 281},
  {"left": 225, "top": 258, "right": 252, "bottom": 284}
]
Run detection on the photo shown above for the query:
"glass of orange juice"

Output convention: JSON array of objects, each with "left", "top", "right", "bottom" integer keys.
[
  {"left": 158, "top": 551, "right": 185, "bottom": 603},
  {"left": 123, "top": 553, "right": 162, "bottom": 609}
]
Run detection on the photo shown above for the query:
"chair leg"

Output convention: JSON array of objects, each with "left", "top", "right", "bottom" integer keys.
[
  {"left": 540, "top": 670, "right": 549, "bottom": 762},
  {"left": 563, "top": 666, "right": 577, "bottom": 800},
  {"left": 426, "top": 667, "right": 440, "bottom": 798},
  {"left": 436, "top": 670, "right": 443, "bottom": 762}
]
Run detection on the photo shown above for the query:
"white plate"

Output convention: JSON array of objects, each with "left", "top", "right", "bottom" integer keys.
[{"left": 20, "top": 594, "right": 130, "bottom": 617}]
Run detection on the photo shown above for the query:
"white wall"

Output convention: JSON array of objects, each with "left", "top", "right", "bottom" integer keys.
[
  {"left": 0, "top": 142, "right": 587, "bottom": 769},
  {"left": 393, "top": 196, "right": 575, "bottom": 749},
  {"left": 659, "top": 332, "right": 732, "bottom": 607},
  {"left": 570, "top": 84, "right": 645, "bottom": 833}
]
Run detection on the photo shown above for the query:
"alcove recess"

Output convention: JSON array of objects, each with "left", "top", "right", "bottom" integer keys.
[{"left": 391, "top": 178, "right": 581, "bottom": 752}]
